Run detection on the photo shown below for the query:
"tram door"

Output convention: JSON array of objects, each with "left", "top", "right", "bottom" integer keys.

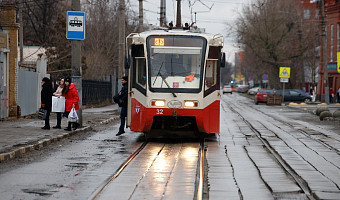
[{"left": 127, "top": 44, "right": 146, "bottom": 128}]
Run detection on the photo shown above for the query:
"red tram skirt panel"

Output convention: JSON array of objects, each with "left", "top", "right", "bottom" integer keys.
[{"left": 130, "top": 98, "right": 220, "bottom": 134}]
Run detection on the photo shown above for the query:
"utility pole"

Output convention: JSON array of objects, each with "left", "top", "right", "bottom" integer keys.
[
  {"left": 71, "top": 0, "right": 83, "bottom": 126},
  {"left": 118, "top": 0, "right": 126, "bottom": 78},
  {"left": 160, "top": 0, "right": 166, "bottom": 27},
  {"left": 139, "top": 0, "right": 143, "bottom": 32},
  {"left": 176, "top": 0, "right": 181, "bottom": 28},
  {"left": 321, "top": 0, "right": 329, "bottom": 104},
  {"left": 19, "top": 0, "right": 23, "bottom": 66}
]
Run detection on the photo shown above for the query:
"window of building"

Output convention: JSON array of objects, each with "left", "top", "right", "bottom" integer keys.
[
  {"left": 304, "top": 9, "right": 310, "bottom": 19},
  {"left": 331, "top": 24, "right": 334, "bottom": 62},
  {"left": 337, "top": 24, "right": 340, "bottom": 53},
  {"left": 315, "top": 10, "right": 319, "bottom": 19}
]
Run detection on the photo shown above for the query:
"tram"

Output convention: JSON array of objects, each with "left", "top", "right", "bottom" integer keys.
[{"left": 126, "top": 28, "right": 225, "bottom": 134}]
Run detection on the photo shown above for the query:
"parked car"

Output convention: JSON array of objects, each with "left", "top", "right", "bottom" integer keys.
[
  {"left": 275, "top": 89, "right": 312, "bottom": 103},
  {"left": 236, "top": 85, "right": 249, "bottom": 93},
  {"left": 222, "top": 85, "right": 232, "bottom": 94},
  {"left": 231, "top": 84, "right": 238, "bottom": 92},
  {"left": 254, "top": 88, "right": 275, "bottom": 104},
  {"left": 248, "top": 87, "right": 261, "bottom": 95}
]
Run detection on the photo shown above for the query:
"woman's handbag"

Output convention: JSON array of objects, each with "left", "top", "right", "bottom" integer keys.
[{"left": 38, "top": 108, "right": 47, "bottom": 120}]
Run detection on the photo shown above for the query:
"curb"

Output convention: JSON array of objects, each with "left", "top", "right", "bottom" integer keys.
[{"left": 0, "top": 116, "right": 119, "bottom": 162}]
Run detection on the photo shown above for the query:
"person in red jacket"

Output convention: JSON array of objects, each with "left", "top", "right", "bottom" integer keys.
[{"left": 62, "top": 77, "right": 80, "bottom": 131}]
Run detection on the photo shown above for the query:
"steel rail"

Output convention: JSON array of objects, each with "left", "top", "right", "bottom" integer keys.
[
  {"left": 196, "top": 140, "right": 205, "bottom": 200},
  {"left": 225, "top": 101, "right": 316, "bottom": 200},
  {"left": 90, "top": 141, "right": 148, "bottom": 200}
]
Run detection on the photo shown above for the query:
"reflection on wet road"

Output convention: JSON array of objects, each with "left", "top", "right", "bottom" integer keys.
[{"left": 95, "top": 142, "right": 201, "bottom": 200}]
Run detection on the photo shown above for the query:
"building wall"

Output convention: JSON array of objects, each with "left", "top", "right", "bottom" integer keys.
[
  {"left": 318, "top": 0, "right": 340, "bottom": 100},
  {"left": 0, "top": 3, "right": 19, "bottom": 116}
]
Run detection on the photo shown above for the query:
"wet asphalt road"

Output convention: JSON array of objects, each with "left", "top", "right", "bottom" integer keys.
[{"left": 0, "top": 93, "right": 340, "bottom": 200}]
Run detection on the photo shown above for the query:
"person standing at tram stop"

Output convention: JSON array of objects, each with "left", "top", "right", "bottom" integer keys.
[
  {"left": 52, "top": 77, "right": 64, "bottom": 129},
  {"left": 115, "top": 76, "right": 129, "bottom": 136},
  {"left": 62, "top": 77, "right": 80, "bottom": 131},
  {"left": 41, "top": 77, "right": 54, "bottom": 130}
]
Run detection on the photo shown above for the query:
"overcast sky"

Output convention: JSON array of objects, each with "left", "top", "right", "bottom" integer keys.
[{"left": 128, "top": 0, "right": 253, "bottom": 64}]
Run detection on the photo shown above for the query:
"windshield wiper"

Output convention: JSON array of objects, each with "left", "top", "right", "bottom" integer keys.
[
  {"left": 153, "top": 62, "right": 164, "bottom": 86},
  {"left": 159, "top": 72, "right": 177, "bottom": 97},
  {"left": 152, "top": 62, "right": 177, "bottom": 97}
]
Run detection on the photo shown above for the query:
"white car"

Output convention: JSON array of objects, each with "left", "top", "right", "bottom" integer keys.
[
  {"left": 248, "top": 87, "right": 260, "bottom": 95},
  {"left": 222, "top": 85, "right": 232, "bottom": 94}
]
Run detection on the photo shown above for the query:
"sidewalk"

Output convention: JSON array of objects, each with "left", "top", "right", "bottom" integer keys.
[
  {"left": 287, "top": 102, "right": 340, "bottom": 114},
  {"left": 0, "top": 104, "right": 120, "bottom": 161}
]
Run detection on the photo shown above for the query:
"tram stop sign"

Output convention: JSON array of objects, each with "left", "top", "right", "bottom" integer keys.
[{"left": 67, "top": 11, "right": 86, "bottom": 40}]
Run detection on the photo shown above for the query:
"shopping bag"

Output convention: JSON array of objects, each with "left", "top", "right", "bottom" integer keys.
[
  {"left": 68, "top": 108, "right": 79, "bottom": 122},
  {"left": 52, "top": 96, "right": 65, "bottom": 112},
  {"left": 38, "top": 108, "right": 47, "bottom": 120}
]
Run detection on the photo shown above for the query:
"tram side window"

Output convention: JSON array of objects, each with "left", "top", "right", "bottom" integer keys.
[
  {"left": 136, "top": 58, "right": 146, "bottom": 89},
  {"left": 205, "top": 60, "right": 217, "bottom": 89},
  {"left": 204, "top": 46, "right": 220, "bottom": 96}
]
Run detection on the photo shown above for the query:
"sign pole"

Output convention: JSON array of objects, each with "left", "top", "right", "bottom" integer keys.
[
  {"left": 282, "top": 82, "right": 285, "bottom": 105},
  {"left": 321, "top": 0, "right": 329, "bottom": 104},
  {"left": 71, "top": 0, "right": 82, "bottom": 127},
  {"left": 279, "top": 67, "right": 290, "bottom": 105}
]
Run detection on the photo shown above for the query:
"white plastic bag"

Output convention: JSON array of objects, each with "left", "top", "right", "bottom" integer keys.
[
  {"left": 68, "top": 108, "right": 79, "bottom": 122},
  {"left": 52, "top": 96, "right": 65, "bottom": 112}
]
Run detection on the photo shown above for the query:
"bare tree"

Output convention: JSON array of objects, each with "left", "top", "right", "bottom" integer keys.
[
  {"left": 234, "top": 0, "right": 318, "bottom": 89},
  {"left": 82, "top": 0, "right": 140, "bottom": 80},
  {"left": 21, "top": 0, "right": 61, "bottom": 46}
]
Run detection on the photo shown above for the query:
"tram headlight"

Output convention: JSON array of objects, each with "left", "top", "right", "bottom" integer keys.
[
  {"left": 184, "top": 100, "right": 199, "bottom": 108},
  {"left": 151, "top": 99, "right": 166, "bottom": 107}
]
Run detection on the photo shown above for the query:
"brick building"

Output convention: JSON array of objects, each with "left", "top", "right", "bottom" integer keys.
[
  {"left": 0, "top": 3, "right": 19, "bottom": 117},
  {"left": 317, "top": 0, "right": 340, "bottom": 101}
]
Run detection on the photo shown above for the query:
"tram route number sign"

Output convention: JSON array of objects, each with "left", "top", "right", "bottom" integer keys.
[{"left": 67, "top": 11, "right": 85, "bottom": 40}]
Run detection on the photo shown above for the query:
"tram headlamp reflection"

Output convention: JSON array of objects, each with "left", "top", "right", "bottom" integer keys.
[
  {"left": 184, "top": 100, "right": 199, "bottom": 108},
  {"left": 151, "top": 99, "right": 165, "bottom": 107}
]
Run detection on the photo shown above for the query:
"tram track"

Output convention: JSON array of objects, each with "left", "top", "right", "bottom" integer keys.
[
  {"left": 90, "top": 141, "right": 148, "bottom": 200},
  {"left": 223, "top": 98, "right": 315, "bottom": 200},
  {"left": 245, "top": 99, "right": 340, "bottom": 156},
  {"left": 90, "top": 138, "right": 207, "bottom": 200}
]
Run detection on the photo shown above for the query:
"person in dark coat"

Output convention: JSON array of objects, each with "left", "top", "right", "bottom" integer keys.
[
  {"left": 41, "top": 77, "right": 53, "bottom": 129},
  {"left": 115, "top": 76, "right": 129, "bottom": 136}
]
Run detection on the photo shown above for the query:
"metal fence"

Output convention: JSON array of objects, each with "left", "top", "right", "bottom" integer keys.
[
  {"left": 17, "top": 68, "right": 39, "bottom": 116},
  {"left": 82, "top": 80, "right": 112, "bottom": 105}
]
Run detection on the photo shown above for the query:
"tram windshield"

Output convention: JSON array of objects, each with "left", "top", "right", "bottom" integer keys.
[{"left": 147, "top": 35, "right": 206, "bottom": 93}]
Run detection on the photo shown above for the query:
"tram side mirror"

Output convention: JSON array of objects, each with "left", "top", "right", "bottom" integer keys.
[{"left": 220, "top": 52, "right": 226, "bottom": 68}]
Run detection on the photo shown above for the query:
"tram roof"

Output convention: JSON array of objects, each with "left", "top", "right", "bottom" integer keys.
[{"left": 131, "top": 29, "right": 223, "bottom": 41}]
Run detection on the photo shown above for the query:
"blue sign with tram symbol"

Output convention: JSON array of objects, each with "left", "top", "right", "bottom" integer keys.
[{"left": 67, "top": 11, "right": 85, "bottom": 40}]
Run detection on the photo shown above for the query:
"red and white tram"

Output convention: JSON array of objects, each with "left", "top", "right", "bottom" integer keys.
[{"left": 126, "top": 29, "right": 225, "bottom": 134}]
